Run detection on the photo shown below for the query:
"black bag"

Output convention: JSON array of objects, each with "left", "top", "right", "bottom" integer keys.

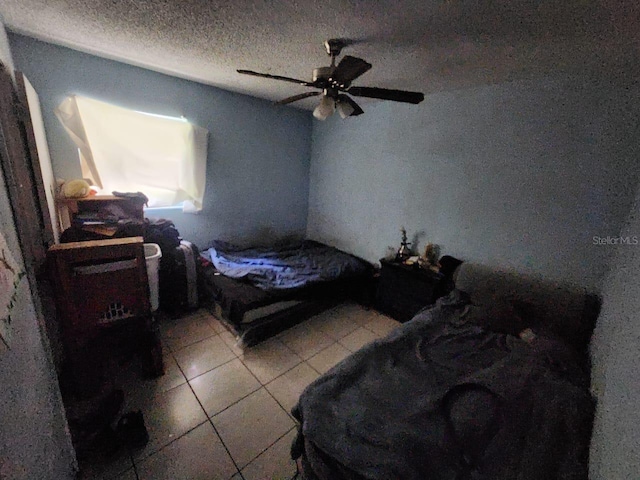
[
  {"left": 143, "top": 219, "right": 181, "bottom": 254},
  {"left": 160, "top": 240, "right": 200, "bottom": 313}
]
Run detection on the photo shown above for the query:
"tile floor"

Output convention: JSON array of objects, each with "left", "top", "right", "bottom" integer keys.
[{"left": 80, "top": 301, "right": 401, "bottom": 480}]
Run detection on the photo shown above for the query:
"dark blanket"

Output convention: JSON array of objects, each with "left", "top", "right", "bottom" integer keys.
[
  {"left": 204, "top": 240, "right": 371, "bottom": 291},
  {"left": 292, "top": 291, "right": 594, "bottom": 480}
]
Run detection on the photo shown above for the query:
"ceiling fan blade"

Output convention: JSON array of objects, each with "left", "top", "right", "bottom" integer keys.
[
  {"left": 347, "top": 86, "right": 424, "bottom": 104},
  {"left": 237, "top": 69, "right": 312, "bottom": 86},
  {"left": 330, "top": 56, "right": 372, "bottom": 86},
  {"left": 337, "top": 94, "right": 364, "bottom": 116},
  {"left": 275, "top": 91, "right": 321, "bottom": 105}
]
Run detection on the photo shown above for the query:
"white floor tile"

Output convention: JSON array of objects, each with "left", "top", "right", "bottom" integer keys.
[
  {"left": 136, "top": 421, "right": 236, "bottom": 480},
  {"left": 156, "top": 355, "right": 189, "bottom": 391},
  {"left": 240, "top": 338, "right": 302, "bottom": 384},
  {"left": 308, "top": 312, "right": 360, "bottom": 340},
  {"left": 336, "top": 302, "right": 381, "bottom": 326},
  {"left": 127, "top": 383, "right": 208, "bottom": 459},
  {"left": 338, "top": 327, "right": 379, "bottom": 352},
  {"left": 160, "top": 313, "right": 217, "bottom": 351},
  {"left": 265, "top": 362, "right": 320, "bottom": 414},
  {"left": 364, "top": 313, "right": 401, "bottom": 337},
  {"left": 203, "top": 311, "right": 229, "bottom": 334},
  {"left": 241, "top": 428, "right": 298, "bottom": 480},
  {"left": 122, "top": 355, "right": 187, "bottom": 407},
  {"left": 173, "top": 335, "right": 236, "bottom": 380},
  {"left": 212, "top": 388, "right": 295, "bottom": 468},
  {"left": 218, "top": 329, "right": 245, "bottom": 357},
  {"left": 102, "top": 303, "right": 383, "bottom": 479},
  {"left": 277, "top": 322, "right": 335, "bottom": 360},
  {"left": 190, "top": 358, "right": 261, "bottom": 416},
  {"left": 303, "top": 307, "right": 337, "bottom": 326},
  {"left": 307, "top": 343, "right": 352, "bottom": 374}
]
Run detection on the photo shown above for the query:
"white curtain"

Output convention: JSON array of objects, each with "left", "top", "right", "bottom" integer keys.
[{"left": 55, "top": 95, "right": 208, "bottom": 212}]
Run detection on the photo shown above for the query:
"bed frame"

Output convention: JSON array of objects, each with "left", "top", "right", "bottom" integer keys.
[
  {"left": 292, "top": 262, "right": 601, "bottom": 480},
  {"left": 201, "top": 262, "right": 374, "bottom": 347}
]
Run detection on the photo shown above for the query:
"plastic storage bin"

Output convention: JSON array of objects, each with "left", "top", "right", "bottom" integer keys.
[{"left": 144, "top": 243, "right": 162, "bottom": 311}]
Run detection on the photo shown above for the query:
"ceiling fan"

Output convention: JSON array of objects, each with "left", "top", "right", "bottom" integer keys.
[{"left": 237, "top": 39, "right": 425, "bottom": 120}]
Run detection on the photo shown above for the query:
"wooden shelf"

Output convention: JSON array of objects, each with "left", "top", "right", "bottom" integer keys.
[{"left": 56, "top": 195, "right": 145, "bottom": 231}]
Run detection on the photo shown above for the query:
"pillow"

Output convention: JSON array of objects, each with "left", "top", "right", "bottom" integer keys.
[
  {"left": 453, "top": 263, "right": 601, "bottom": 353},
  {"left": 511, "top": 296, "right": 599, "bottom": 354},
  {"left": 518, "top": 327, "right": 587, "bottom": 384},
  {"left": 461, "top": 299, "right": 528, "bottom": 336}
]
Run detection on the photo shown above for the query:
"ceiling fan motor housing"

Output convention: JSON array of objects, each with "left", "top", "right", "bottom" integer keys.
[
  {"left": 313, "top": 66, "right": 334, "bottom": 83},
  {"left": 325, "top": 39, "right": 346, "bottom": 57}
]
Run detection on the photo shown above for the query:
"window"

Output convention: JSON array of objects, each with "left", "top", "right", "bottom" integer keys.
[{"left": 55, "top": 95, "right": 208, "bottom": 212}]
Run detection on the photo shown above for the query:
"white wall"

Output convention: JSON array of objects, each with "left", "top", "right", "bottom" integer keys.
[
  {"left": 0, "top": 16, "right": 76, "bottom": 480},
  {"left": 589, "top": 183, "right": 640, "bottom": 478},
  {"left": 307, "top": 74, "right": 640, "bottom": 291}
]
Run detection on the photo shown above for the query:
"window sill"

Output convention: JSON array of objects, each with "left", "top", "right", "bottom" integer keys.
[{"left": 144, "top": 206, "right": 184, "bottom": 212}]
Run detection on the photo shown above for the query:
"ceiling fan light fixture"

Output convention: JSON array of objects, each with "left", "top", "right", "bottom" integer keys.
[
  {"left": 337, "top": 100, "right": 355, "bottom": 119},
  {"left": 237, "top": 39, "right": 425, "bottom": 117},
  {"left": 313, "top": 95, "right": 335, "bottom": 120}
]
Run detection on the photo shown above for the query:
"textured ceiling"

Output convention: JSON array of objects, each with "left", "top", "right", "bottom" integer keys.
[{"left": 0, "top": 0, "right": 637, "bottom": 111}]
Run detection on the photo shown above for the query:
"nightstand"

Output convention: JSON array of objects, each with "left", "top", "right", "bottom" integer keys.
[{"left": 375, "top": 258, "right": 443, "bottom": 322}]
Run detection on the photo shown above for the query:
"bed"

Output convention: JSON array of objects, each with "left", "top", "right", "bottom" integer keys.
[
  {"left": 200, "top": 239, "right": 374, "bottom": 346},
  {"left": 291, "top": 262, "right": 600, "bottom": 480}
]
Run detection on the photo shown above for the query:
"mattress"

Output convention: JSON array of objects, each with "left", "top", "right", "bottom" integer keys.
[
  {"left": 200, "top": 242, "right": 373, "bottom": 347},
  {"left": 291, "top": 262, "right": 601, "bottom": 480},
  {"left": 293, "top": 290, "right": 596, "bottom": 480},
  {"left": 203, "top": 239, "right": 372, "bottom": 291}
]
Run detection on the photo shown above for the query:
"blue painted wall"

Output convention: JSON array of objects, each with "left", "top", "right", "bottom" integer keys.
[
  {"left": 307, "top": 75, "right": 640, "bottom": 291},
  {"left": 8, "top": 33, "right": 312, "bottom": 248}
]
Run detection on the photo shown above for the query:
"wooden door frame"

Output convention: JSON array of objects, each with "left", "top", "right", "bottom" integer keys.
[
  {"left": 0, "top": 60, "right": 77, "bottom": 472},
  {"left": 0, "top": 60, "right": 67, "bottom": 363},
  {"left": 0, "top": 62, "right": 48, "bottom": 276},
  {"left": 15, "top": 71, "right": 56, "bottom": 247}
]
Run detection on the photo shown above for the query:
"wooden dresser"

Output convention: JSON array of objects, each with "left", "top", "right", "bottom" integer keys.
[{"left": 47, "top": 237, "right": 162, "bottom": 395}]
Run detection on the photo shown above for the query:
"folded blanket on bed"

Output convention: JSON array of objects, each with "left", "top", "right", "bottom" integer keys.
[
  {"left": 204, "top": 239, "right": 371, "bottom": 291},
  {"left": 292, "top": 291, "right": 594, "bottom": 480}
]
